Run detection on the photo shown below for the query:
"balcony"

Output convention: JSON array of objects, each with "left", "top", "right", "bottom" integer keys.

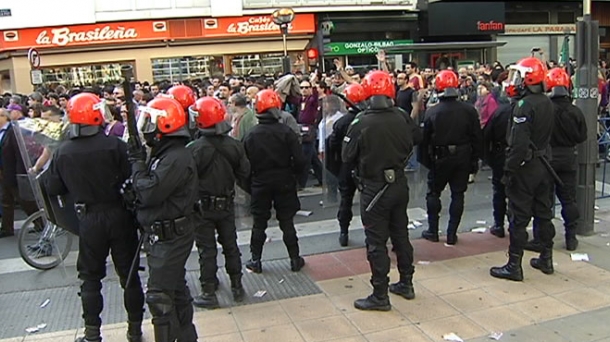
[
  {"left": 94, "top": 0, "right": 212, "bottom": 22},
  {"left": 242, "top": 0, "right": 416, "bottom": 12}
]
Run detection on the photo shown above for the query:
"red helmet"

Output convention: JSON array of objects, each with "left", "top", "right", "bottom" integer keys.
[
  {"left": 167, "top": 85, "right": 196, "bottom": 110},
  {"left": 255, "top": 89, "right": 281, "bottom": 114},
  {"left": 67, "top": 93, "right": 107, "bottom": 126},
  {"left": 140, "top": 97, "right": 187, "bottom": 135},
  {"left": 343, "top": 83, "right": 367, "bottom": 104},
  {"left": 506, "top": 57, "right": 547, "bottom": 97},
  {"left": 545, "top": 68, "right": 570, "bottom": 91},
  {"left": 361, "top": 71, "right": 395, "bottom": 99},
  {"left": 435, "top": 70, "right": 459, "bottom": 92},
  {"left": 190, "top": 97, "right": 226, "bottom": 129}
]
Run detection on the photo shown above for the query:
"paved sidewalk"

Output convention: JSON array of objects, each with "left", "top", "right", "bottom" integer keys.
[{"left": 5, "top": 221, "right": 610, "bottom": 342}]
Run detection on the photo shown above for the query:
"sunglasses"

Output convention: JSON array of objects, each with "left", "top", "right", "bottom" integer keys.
[{"left": 300, "top": 86, "right": 311, "bottom": 89}]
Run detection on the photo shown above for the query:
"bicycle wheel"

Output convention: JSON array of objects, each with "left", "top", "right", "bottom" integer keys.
[{"left": 18, "top": 209, "right": 74, "bottom": 270}]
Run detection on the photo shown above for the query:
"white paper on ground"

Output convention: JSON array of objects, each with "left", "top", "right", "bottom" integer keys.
[
  {"left": 442, "top": 332, "right": 464, "bottom": 342},
  {"left": 471, "top": 227, "right": 487, "bottom": 233},
  {"left": 443, "top": 243, "right": 455, "bottom": 248},
  {"left": 571, "top": 253, "right": 590, "bottom": 262},
  {"left": 253, "top": 290, "right": 267, "bottom": 298},
  {"left": 476, "top": 220, "right": 486, "bottom": 225},
  {"left": 600, "top": 233, "right": 610, "bottom": 237},
  {"left": 40, "top": 299, "right": 50, "bottom": 308},
  {"left": 412, "top": 220, "right": 423, "bottom": 227},
  {"left": 489, "top": 331, "right": 503, "bottom": 340},
  {"left": 296, "top": 210, "right": 312, "bottom": 217},
  {"left": 278, "top": 279, "right": 285, "bottom": 284},
  {"left": 407, "top": 224, "right": 416, "bottom": 230},
  {"left": 595, "top": 205, "right": 600, "bottom": 210},
  {"left": 36, "top": 323, "right": 47, "bottom": 329},
  {"left": 594, "top": 219, "right": 601, "bottom": 223},
  {"left": 417, "top": 261, "right": 431, "bottom": 265}
]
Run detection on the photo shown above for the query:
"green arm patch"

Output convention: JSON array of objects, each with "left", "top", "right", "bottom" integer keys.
[{"left": 518, "top": 99, "right": 525, "bottom": 107}]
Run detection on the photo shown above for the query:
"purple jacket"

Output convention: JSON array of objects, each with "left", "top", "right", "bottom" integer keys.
[
  {"left": 105, "top": 121, "right": 125, "bottom": 138},
  {"left": 298, "top": 92, "right": 319, "bottom": 125}
]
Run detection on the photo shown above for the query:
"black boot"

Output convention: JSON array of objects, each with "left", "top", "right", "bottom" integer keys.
[
  {"left": 489, "top": 225, "right": 505, "bottom": 238},
  {"left": 75, "top": 326, "right": 102, "bottom": 342},
  {"left": 126, "top": 321, "right": 142, "bottom": 342},
  {"left": 565, "top": 235, "right": 579, "bottom": 251},
  {"left": 389, "top": 275, "right": 415, "bottom": 300},
  {"left": 290, "top": 257, "right": 305, "bottom": 272},
  {"left": 246, "top": 259, "right": 262, "bottom": 273},
  {"left": 193, "top": 284, "right": 219, "bottom": 309},
  {"left": 446, "top": 231, "right": 458, "bottom": 245},
  {"left": 524, "top": 239, "right": 543, "bottom": 253},
  {"left": 421, "top": 230, "right": 439, "bottom": 242},
  {"left": 530, "top": 247, "right": 554, "bottom": 275},
  {"left": 339, "top": 233, "right": 348, "bottom": 247},
  {"left": 490, "top": 251, "right": 524, "bottom": 281},
  {"left": 230, "top": 275, "right": 245, "bottom": 303},
  {"left": 354, "top": 279, "right": 391, "bottom": 311}
]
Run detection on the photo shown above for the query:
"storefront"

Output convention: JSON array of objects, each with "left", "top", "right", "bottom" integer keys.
[
  {"left": 497, "top": 24, "right": 576, "bottom": 66},
  {"left": 0, "top": 14, "right": 316, "bottom": 93},
  {"left": 416, "top": 1, "right": 505, "bottom": 68},
  {"left": 318, "top": 11, "right": 418, "bottom": 72}
]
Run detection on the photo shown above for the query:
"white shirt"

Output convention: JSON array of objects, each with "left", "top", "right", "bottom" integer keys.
[{"left": 318, "top": 111, "right": 344, "bottom": 153}]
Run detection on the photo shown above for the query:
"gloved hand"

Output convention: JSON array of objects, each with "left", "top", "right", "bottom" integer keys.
[
  {"left": 470, "top": 160, "right": 479, "bottom": 174},
  {"left": 127, "top": 146, "right": 147, "bottom": 164},
  {"left": 120, "top": 178, "right": 137, "bottom": 210},
  {"left": 500, "top": 172, "right": 512, "bottom": 186}
]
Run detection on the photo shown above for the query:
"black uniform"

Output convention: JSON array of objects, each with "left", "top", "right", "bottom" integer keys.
[
  {"left": 131, "top": 137, "right": 199, "bottom": 342},
  {"left": 45, "top": 130, "right": 144, "bottom": 340},
  {"left": 483, "top": 102, "right": 513, "bottom": 233},
  {"left": 243, "top": 111, "right": 306, "bottom": 270},
  {"left": 342, "top": 101, "right": 421, "bottom": 305},
  {"left": 187, "top": 125, "right": 250, "bottom": 303},
  {"left": 418, "top": 96, "right": 482, "bottom": 243},
  {"left": 327, "top": 107, "right": 358, "bottom": 243},
  {"left": 538, "top": 96, "right": 587, "bottom": 248}
]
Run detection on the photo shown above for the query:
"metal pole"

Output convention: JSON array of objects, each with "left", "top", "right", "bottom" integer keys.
[
  {"left": 281, "top": 27, "right": 291, "bottom": 74},
  {"left": 575, "top": 0, "right": 598, "bottom": 236}
]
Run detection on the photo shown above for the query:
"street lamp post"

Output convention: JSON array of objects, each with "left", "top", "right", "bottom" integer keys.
[{"left": 272, "top": 8, "right": 295, "bottom": 74}]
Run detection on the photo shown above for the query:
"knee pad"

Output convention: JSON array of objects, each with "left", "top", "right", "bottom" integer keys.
[{"left": 146, "top": 291, "right": 174, "bottom": 318}]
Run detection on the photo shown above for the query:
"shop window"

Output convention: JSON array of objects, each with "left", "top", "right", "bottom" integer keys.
[
  {"left": 230, "top": 53, "right": 302, "bottom": 76},
  {"left": 41, "top": 63, "right": 130, "bottom": 88},
  {"left": 152, "top": 56, "right": 224, "bottom": 83}
]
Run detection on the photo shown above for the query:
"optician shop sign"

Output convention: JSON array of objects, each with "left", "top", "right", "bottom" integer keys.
[{"left": 324, "top": 40, "right": 413, "bottom": 56}]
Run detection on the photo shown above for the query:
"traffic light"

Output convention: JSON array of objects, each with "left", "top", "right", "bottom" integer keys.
[{"left": 307, "top": 48, "right": 318, "bottom": 66}]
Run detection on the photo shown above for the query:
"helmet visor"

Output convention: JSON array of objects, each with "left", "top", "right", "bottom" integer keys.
[
  {"left": 93, "top": 100, "right": 113, "bottom": 124},
  {"left": 187, "top": 106, "right": 199, "bottom": 130},
  {"left": 137, "top": 106, "right": 167, "bottom": 134}
]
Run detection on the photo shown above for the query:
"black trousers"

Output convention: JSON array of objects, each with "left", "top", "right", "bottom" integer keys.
[
  {"left": 146, "top": 222, "right": 197, "bottom": 342},
  {"left": 489, "top": 155, "right": 507, "bottom": 228},
  {"left": 299, "top": 142, "right": 323, "bottom": 188},
  {"left": 338, "top": 166, "right": 357, "bottom": 233},
  {"left": 77, "top": 207, "right": 144, "bottom": 328},
  {"left": 506, "top": 158, "right": 555, "bottom": 253},
  {"left": 426, "top": 152, "right": 471, "bottom": 234},
  {"left": 550, "top": 149, "right": 579, "bottom": 238},
  {"left": 195, "top": 208, "right": 242, "bottom": 287},
  {"left": 360, "top": 177, "right": 414, "bottom": 289},
  {"left": 250, "top": 180, "right": 301, "bottom": 260}
]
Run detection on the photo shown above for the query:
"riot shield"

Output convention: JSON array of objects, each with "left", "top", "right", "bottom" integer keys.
[{"left": 320, "top": 95, "right": 347, "bottom": 208}]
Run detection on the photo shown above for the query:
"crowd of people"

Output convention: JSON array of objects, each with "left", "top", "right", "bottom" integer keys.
[{"left": 0, "top": 48, "right": 594, "bottom": 342}]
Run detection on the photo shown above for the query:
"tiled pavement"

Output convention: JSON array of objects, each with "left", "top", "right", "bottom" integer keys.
[{"left": 5, "top": 228, "right": 610, "bottom": 342}]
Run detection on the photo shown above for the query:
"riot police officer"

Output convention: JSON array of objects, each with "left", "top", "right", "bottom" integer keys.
[
  {"left": 343, "top": 71, "right": 421, "bottom": 311},
  {"left": 327, "top": 83, "right": 367, "bottom": 246},
  {"left": 419, "top": 70, "right": 482, "bottom": 245},
  {"left": 167, "top": 85, "right": 197, "bottom": 138},
  {"left": 128, "top": 97, "right": 199, "bottom": 341},
  {"left": 188, "top": 97, "right": 251, "bottom": 309},
  {"left": 243, "top": 89, "right": 306, "bottom": 273},
  {"left": 485, "top": 101, "right": 515, "bottom": 238},
  {"left": 490, "top": 57, "right": 556, "bottom": 281},
  {"left": 524, "top": 68, "right": 586, "bottom": 252},
  {"left": 45, "top": 93, "right": 145, "bottom": 342}
]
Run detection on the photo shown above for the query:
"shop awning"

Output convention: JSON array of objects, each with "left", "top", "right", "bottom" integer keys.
[{"left": 385, "top": 41, "right": 508, "bottom": 52}]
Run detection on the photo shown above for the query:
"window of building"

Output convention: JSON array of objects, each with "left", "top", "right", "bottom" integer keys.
[
  {"left": 506, "top": 11, "right": 550, "bottom": 25},
  {"left": 558, "top": 11, "right": 576, "bottom": 24},
  {"left": 152, "top": 56, "right": 223, "bottom": 82},
  {"left": 230, "top": 53, "right": 304, "bottom": 76},
  {"left": 41, "top": 63, "right": 130, "bottom": 88}
]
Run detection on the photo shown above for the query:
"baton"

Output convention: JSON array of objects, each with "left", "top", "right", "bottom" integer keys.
[
  {"left": 365, "top": 183, "right": 389, "bottom": 212},
  {"left": 528, "top": 142, "right": 564, "bottom": 188},
  {"left": 331, "top": 90, "right": 361, "bottom": 112},
  {"left": 120, "top": 66, "right": 143, "bottom": 153},
  {"left": 125, "top": 230, "right": 147, "bottom": 288}
]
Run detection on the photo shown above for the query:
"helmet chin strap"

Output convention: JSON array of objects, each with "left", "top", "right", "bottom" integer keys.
[{"left": 525, "top": 83, "right": 544, "bottom": 94}]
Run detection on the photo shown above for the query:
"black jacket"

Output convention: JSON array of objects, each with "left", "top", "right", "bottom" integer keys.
[
  {"left": 187, "top": 128, "right": 251, "bottom": 196},
  {"left": 45, "top": 130, "right": 129, "bottom": 205},
  {"left": 418, "top": 98, "right": 482, "bottom": 169},
  {"left": 342, "top": 106, "right": 421, "bottom": 181},
  {"left": 243, "top": 113, "right": 305, "bottom": 186},
  {"left": 1, "top": 123, "right": 32, "bottom": 188},
  {"left": 505, "top": 92, "right": 554, "bottom": 173},
  {"left": 549, "top": 97, "right": 587, "bottom": 149},
  {"left": 483, "top": 102, "right": 513, "bottom": 164},
  {"left": 132, "top": 138, "right": 198, "bottom": 228}
]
